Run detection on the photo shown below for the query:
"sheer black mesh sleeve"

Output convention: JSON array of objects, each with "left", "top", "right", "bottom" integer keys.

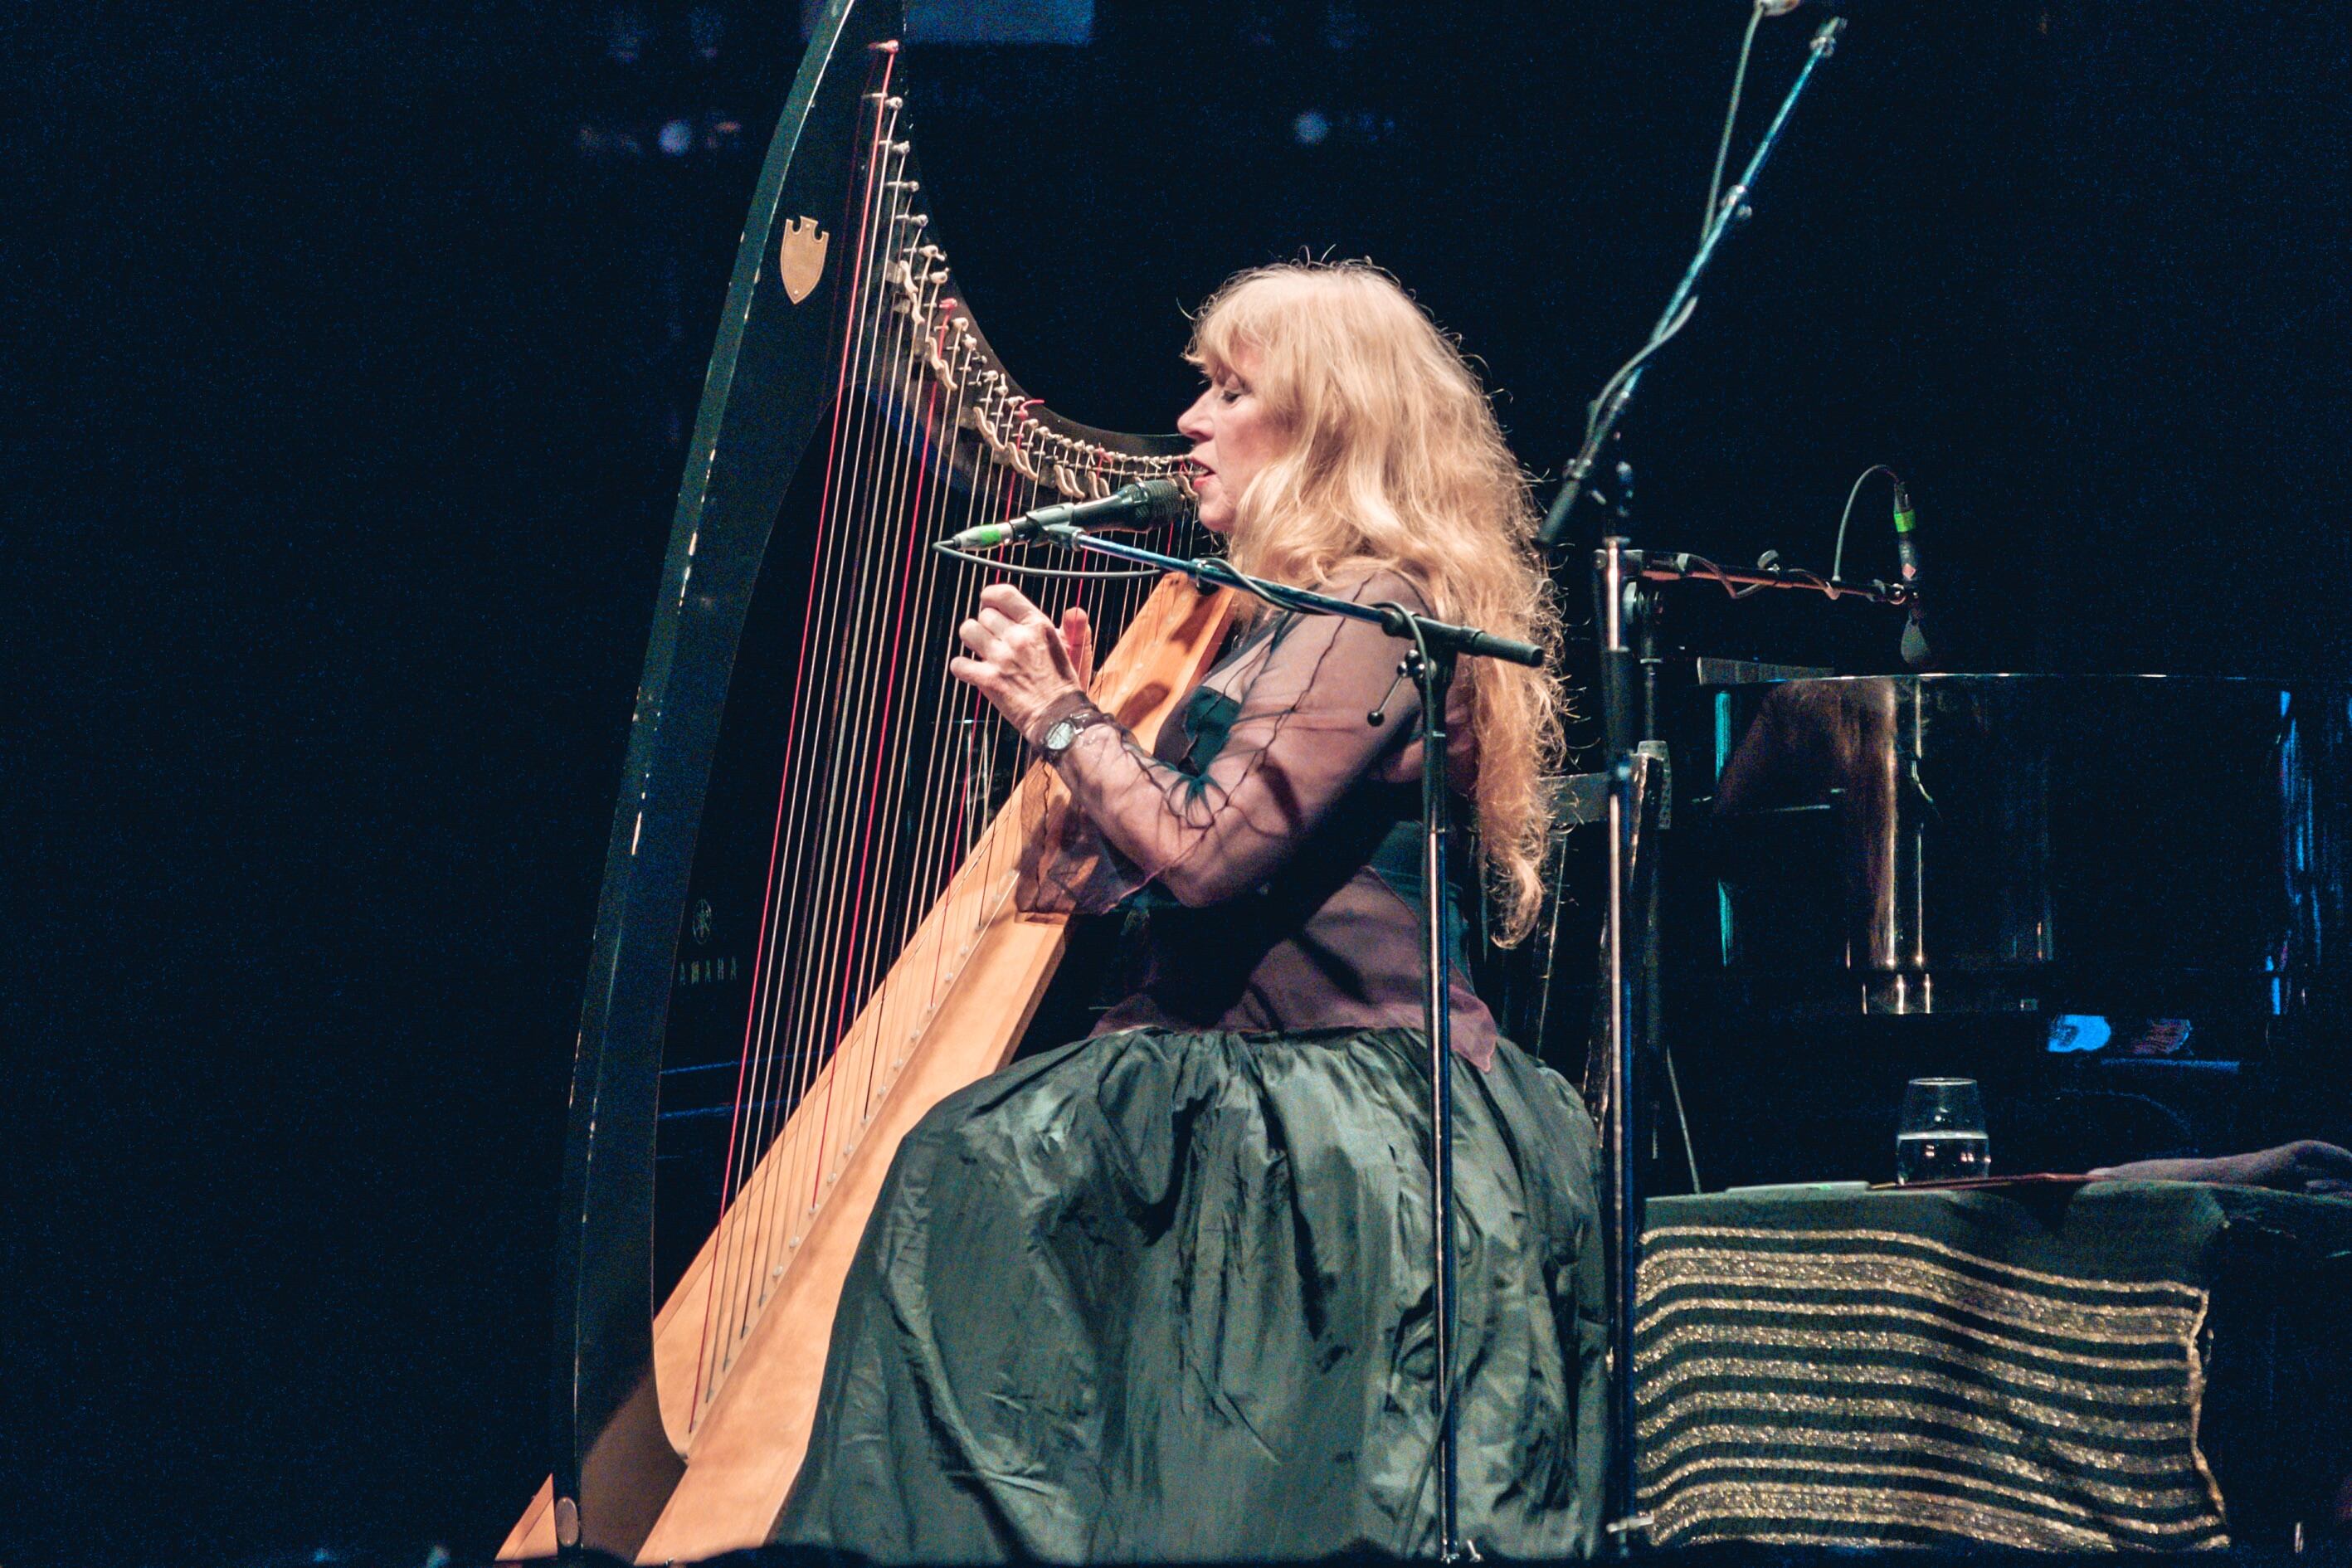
[{"left": 1036, "top": 572, "right": 1430, "bottom": 909}]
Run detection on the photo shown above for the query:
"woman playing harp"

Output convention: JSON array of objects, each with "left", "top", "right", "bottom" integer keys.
[{"left": 776, "top": 261, "right": 1606, "bottom": 1560}]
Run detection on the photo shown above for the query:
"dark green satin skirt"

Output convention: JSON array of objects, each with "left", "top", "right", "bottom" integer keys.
[{"left": 773, "top": 1026, "right": 1606, "bottom": 1561}]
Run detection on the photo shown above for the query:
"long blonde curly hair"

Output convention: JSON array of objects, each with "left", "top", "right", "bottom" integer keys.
[{"left": 1187, "top": 261, "right": 1565, "bottom": 944}]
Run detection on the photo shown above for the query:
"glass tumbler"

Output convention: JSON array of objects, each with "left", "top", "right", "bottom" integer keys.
[{"left": 1896, "top": 1077, "right": 1991, "bottom": 1184}]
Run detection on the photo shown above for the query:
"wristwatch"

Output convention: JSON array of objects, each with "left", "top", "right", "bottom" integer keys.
[{"left": 1040, "top": 705, "right": 1112, "bottom": 762}]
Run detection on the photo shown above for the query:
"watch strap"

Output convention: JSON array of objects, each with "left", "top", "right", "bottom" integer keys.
[{"left": 1037, "top": 694, "right": 1113, "bottom": 759}]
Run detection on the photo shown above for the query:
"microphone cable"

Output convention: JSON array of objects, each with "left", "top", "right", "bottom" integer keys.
[
  {"left": 1573, "top": 0, "right": 1780, "bottom": 469},
  {"left": 928, "top": 542, "right": 1165, "bottom": 581},
  {"left": 1829, "top": 461, "right": 1902, "bottom": 586},
  {"left": 1703, "top": 2, "right": 1775, "bottom": 236}
]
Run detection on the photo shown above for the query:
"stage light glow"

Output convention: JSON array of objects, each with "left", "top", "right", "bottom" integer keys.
[
  {"left": 1322, "top": 0, "right": 1368, "bottom": 52},
  {"left": 802, "top": 0, "right": 1093, "bottom": 45},
  {"left": 606, "top": 5, "right": 650, "bottom": 64}
]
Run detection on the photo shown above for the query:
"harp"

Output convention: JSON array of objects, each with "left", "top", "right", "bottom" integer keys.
[{"left": 499, "top": 2, "right": 1234, "bottom": 1558}]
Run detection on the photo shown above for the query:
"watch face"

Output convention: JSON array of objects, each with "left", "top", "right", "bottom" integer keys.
[{"left": 1045, "top": 718, "right": 1078, "bottom": 752}]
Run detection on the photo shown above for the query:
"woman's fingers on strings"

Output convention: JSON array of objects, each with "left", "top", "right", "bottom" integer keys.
[
  {"left": 974, "top": 603, "right": 1068, "bottom": 675},
  {"left": 978, "top": 582, "right": 1049, "bottom": 625},
  {"left": 947, "top": 654, "right": 997, "bottom": 690}
]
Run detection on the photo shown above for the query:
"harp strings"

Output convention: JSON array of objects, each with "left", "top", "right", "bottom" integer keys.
[
  {"left": 772, "top": 121, "right": 926, "bottom": 1193},
  {"left": 691, "top": 56, "right": 908, "bottom": 1410},
  {"left": 691, "top": 42, "right": 1178, "bottom": 1416}
]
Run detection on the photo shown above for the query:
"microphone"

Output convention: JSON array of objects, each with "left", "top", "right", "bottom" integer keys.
[
  {"left": 1892, "top": 479, "right": 1933, "bottom": 669},
  {"left": 944, "top": 477, "right": 1191, "bottom": 552}
]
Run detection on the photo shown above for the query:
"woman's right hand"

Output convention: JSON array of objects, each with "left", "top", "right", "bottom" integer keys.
[{"left": 950, "top": 584, "right": 1093, "bottom": 743}]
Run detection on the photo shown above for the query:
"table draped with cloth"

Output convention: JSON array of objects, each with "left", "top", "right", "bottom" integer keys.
[{"left": 1634, "top": 1181, "right": 2352, "bottom": 1552}]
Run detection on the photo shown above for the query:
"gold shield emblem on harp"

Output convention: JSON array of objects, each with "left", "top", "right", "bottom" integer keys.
[{"left": 779, "top": 217, "right": 829, "bottom": 304}]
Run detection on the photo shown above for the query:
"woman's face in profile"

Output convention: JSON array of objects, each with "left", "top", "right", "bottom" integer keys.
[{"left": 1176, "top": 348, "right": 1283, "bottom": 535}]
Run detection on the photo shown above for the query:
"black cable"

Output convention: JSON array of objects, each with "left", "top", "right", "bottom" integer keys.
[
  {"left": 928, "top": 541, "right": 1164, "bottom": 580},
  {"left": 1830, "top": 464, "right": 1902, "bottom": 585},
  {"left": 1703, "top": 2, "right": 1773, "bottom": 236}
]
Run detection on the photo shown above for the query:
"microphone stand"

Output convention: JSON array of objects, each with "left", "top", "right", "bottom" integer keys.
[
  {"left": 1538, "top": 16, "right": 1847, "bottom": 550},
  {"left": 1012, "top": 524, "right": 1541, "bottom": 1562},
  {"left": 1591, "top": 540, "right": 1903, "bottom": 1559},
  {"left": 1594, "top": 538, "right": 1648, "bottom": 1555},
  {"left": 1520, "top": 17, "right": 1850, "bottom": 1556}
]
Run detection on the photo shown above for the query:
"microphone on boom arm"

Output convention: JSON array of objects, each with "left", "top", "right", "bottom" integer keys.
[{"left": 944, "top": 477, "right": 1192, "bottom": 552}]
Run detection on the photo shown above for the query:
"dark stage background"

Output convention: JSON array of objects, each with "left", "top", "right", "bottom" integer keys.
[{"left": 9, "top": 1, "right": 2349, "bottom": 1562}]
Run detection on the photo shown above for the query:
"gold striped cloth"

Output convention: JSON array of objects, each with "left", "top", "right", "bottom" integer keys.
[{"left": 1634, "top": 1218, "right": 2228, "bottom": 1551}]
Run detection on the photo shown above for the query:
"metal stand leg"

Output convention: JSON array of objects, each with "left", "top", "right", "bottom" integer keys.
[
  {"left": 1596, "top": 540, "right": 1652, "bottom": 1553},
  {"left": 1415, "top": 646, "right": 1471, "bottom": 1562}
]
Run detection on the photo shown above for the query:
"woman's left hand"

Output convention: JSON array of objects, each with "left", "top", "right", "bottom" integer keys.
[{"left": 949, "top": 582, "right": 1088, "bottom": 743}]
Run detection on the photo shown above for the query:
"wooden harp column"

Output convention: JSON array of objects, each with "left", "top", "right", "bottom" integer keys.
[{"left": 500, "top": 1, "right": 1233, "bottom": 1558}]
